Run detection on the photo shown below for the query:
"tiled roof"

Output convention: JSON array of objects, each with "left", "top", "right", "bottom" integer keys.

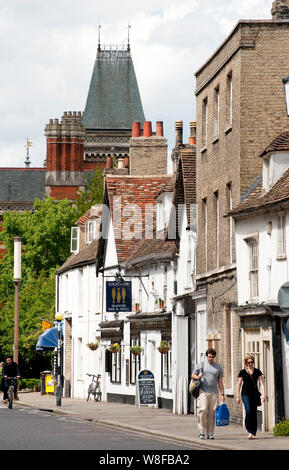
[
  {"left": 126, "top": 237, "right": 178, "bottom": 267},
  {"left": 57, "top": 238, "right": 98, "bottom": 273},
  {"left": 259, "top": 130, "right": 289, "bottom": 158},
  {"left": 105, "top": 175, "right": 171, "bottom": 263},
  {"left": 172, "top": 146, "right": 196, "bottom": 228},
  {"left": 228, "top": 168, "right": 289, "bottom": 218},
  {"left": 76, "top": 205, "right": 102, "bottom": 225}
]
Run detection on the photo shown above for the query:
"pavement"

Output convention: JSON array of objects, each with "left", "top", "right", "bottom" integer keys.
[{"left": 14, "top": 391, "right": 289, "bottom": 451}]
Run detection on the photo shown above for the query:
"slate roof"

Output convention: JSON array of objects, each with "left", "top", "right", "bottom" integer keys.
[
  {"left": 82, "top": 47, "right": 145, "bottom": 130},
  {"left": 104, "top": 175, "right": 172, "bottom": 263},
  {"left": 0, "top": 169, "right": 45, "bottom": 204}
]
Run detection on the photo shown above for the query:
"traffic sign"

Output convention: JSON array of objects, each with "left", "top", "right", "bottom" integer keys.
[{"left": 278, "top": 282, "right": 289, "bottom": 314}]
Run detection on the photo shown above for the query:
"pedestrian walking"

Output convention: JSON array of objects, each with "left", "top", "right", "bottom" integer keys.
[
  {"left": 192, "top": 348, "right": 225, "bottom": 440},
  {"left": 236, "top": 354, "right": 265, "bottom": 439}
]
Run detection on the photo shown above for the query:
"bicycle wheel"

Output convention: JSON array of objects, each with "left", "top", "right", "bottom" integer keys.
[
  {"left": 87, "top": 384, "right": 93, "bottom": 401},
  {"left": 8, "top": 386, "right": 13, "bottom": 409},
  {"left": 94, "top": 384, "right": 101, "bottom": 402}
]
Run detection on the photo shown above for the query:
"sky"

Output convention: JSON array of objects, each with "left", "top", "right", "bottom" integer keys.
[{"left": 0, "top": 0, "right": 273, "bottom": 169}]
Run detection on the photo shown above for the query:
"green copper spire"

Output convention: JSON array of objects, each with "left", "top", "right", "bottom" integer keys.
[{"left": 82, "top": 45, "right": 145, "bottom": 130}]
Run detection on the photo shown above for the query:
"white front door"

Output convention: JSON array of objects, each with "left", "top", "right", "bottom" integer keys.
[{"left": 243, "top": 328, "right": 275, "bottom": 431}]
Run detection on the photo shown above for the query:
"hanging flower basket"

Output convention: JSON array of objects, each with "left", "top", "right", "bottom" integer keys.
[
  {"left": 158, "top": 341, "right": 170, "bottom": 354},
  {"left": 86, "top": 342, "right": 99, "bottom": 351},
  {"left": 129, "top": 345, "right": 143, "bottom": 356},
  {"left": 109, "top": 343, "right": 120, "bottom": 354}
]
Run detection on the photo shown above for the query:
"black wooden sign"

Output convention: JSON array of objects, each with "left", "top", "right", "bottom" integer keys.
[
  {"left": 106, "top": 281, "right": 132, "bottom": 313},
  {"left": 137, "top": 369, "right": 156, "bottom": 406}
]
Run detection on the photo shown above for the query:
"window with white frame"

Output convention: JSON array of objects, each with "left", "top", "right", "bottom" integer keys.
[
  {"left": 214, "top": 191, "right": 220, "bottom": 269},
  {"left": 226, "top": 73, "right": 233, "bottom": 127},
  {"left": 86, "top": 220, "right": 97, "bottom": 244},
  {"left": 77, "top": 337, "right": 83, "bottom": 380},
  {"left": 227, "top": 183, "right": 233, "bottom": 264},
  {"left": 202, "top": 97, "right": 208, "bottom": 147},
  {"left": 70, "top": 227, "right": 80, "bottom": 253},
  {"left": 247, "top": 238, "right": 259, "bottom": 300},
  {"left": 130, "top": 338, "right": 141, "bottom": 385},
  {"left": 214, "top": 86, "right": 220, "bottom": 139},
  {"left": 277, "top": 212, "right": 286, "bottom": 258},
  {"left": 161, "top": 341, "right": 172, "bottom": 391},
  {"left": 111, "top": 345, "right": 121, "bottom": 383},
  {"left": 202, "top": 198, "right": 208, "bottom": 271}
]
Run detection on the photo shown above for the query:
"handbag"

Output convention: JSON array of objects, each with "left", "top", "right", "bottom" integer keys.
[
  {"left": 216, "top": 403, "right": 230, "bottom": 426},
  {"left": 189, "top": 362, "right": 204, "bottom": 399}
]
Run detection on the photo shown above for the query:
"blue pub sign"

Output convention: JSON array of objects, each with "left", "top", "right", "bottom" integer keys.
[{"left": 106, "top": 281, "right": 132, "bottom": 313}]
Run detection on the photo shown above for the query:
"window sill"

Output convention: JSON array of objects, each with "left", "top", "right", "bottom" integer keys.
[
  {"left": 200, "top": 146, "right": 207, "bottom": 154},
  {"left": 225, "top": 125, "right": 232, "bottom": 135},
  {"left": 225, "top": 388, "right": 234, "bottom": 396},
  {"left": 212, "top": 137, "right": 219, "bottom": 144}
]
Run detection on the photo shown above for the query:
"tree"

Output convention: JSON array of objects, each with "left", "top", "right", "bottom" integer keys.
[
  {"left": 74, "top": 168, "right": 104, "bottom": 219},
  {"left": 0, "top": 197, "right": 78, "bottom": 375}
]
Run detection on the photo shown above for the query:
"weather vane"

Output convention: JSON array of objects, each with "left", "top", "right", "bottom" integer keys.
[
  {"left": 98, "top": 23, "right": 101, "bottom": 51},
  {"left": 24, "top": 138, "right": 32, "bottom": 168},
  {"left": 128, "top": 23, "right": 131, "bottom": 51}
]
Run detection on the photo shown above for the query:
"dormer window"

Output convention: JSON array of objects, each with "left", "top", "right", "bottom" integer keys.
[
  {"left": 156, "top": 193, "right": 173, "bottom": 232},
  {"left": 86, "top": 220, "right": 97, "bottom": 243},
  {"left": 70, "top": 227, "right": 80, "bottom": 253},
  {"left": 263, "top": 152, "right": 289, "bottom": 193}
]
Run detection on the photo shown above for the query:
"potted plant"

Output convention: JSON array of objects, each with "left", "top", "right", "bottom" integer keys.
[
  {"left": 159, "top": 298, "right": 164, "bottom": 309},
  {"left": 86, "top": 342, "right": 99, "bottom": 351},
  {"left": 135, "top": 303, "right": 140, "bottom": 312},
  {"left": 158, "top": 340, "right": 170, "bottom": 354},
  {"left": 109, "top": 343, "right": 120, "bottom": 354},
  {"left": 129, "top": 345, "right": 143, "bottom": 356}
]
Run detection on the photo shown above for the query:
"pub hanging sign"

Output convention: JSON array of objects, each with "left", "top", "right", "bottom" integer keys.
[{"left": 106, "top": 281, "right": 132, "bottom": 313}]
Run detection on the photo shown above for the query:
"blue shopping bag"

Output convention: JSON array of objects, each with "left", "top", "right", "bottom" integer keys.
[{"left": 216, "top": 403, "right": 230, "bottom": 426}]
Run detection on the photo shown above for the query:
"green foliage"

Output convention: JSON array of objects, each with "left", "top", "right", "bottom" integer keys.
[
  {"left": 74, "top": 168, "right": 104, "bottom": 219},
  {"left": 19, "top": 378, "right": 40, "bottom": 391},
  {"left": 273, "top": 418, "right": 289, "bottom": 436},
  {"left": 0, "top": 197, "right": 77, "bottom": 375}
]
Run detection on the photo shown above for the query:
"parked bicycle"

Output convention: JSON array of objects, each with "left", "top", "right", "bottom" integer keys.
[
  {"left": 5, "top": 377, "right": 18, "bottom": 409},
  {"left": 86, "top": 373, "right": 101, "bottom": 402}
]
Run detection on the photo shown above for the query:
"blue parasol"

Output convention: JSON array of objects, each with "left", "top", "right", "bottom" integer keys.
[{"left": 36, "top": 327, "right": 58, "bottom": 351}]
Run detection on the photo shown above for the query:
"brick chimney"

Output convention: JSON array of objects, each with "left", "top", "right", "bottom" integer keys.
[
  {"left": 44, "top": 111, "right": 85, "bottom": 199},
  {"left": 272, "top": 0, "right": 289, "bottom": 19},
  {"left": 129, "top": 121, "right": 167, "bottom": 175}
]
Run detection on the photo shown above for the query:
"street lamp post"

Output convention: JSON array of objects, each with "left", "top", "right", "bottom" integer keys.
[
  {"left": 13, "top": 236, "right": 22, "bottom": 365},
  {"left": 283, "top": 76, "right": 289, "bottom": 116},
  {"left": 55, "top": 313, "right": 63, "bottom": 406}
]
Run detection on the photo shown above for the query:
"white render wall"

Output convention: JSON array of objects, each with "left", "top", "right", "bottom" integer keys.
[
  {"left": 235, "top": 210, "right": 289, "bottom": 305},
  {"left": 58, "top": 264, "right": 102, "bottom": 399}
]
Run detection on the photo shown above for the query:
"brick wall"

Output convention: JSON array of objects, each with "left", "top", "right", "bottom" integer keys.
[
  {"left": 195, "top": 19, "right": 289, "bottom": 424},
  {"left": 129, "top": 136, "right": 168, "bottom": 175}
]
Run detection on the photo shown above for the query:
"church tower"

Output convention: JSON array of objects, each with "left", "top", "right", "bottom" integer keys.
[
  {"left": 272, "top": 0, "right": 289, "bottom": 19},
  {"left": 82, "top": 43, "right": 145, "bottom": 169},
  {"left": 44, "top": 41, "right": 146, "bottom": 197}
]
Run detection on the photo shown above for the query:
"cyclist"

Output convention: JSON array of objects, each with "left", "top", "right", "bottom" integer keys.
[{"left": 2, "top": 357, "right": 20, "bottom": 404}]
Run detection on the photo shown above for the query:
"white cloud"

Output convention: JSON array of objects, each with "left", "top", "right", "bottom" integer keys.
[{"left": 0, "top": 0, "right": 275, "bottom": 167}]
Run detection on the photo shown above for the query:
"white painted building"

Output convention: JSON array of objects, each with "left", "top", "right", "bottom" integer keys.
[{"left": 230, "top": 130, "right": 289, "bottom": 428}]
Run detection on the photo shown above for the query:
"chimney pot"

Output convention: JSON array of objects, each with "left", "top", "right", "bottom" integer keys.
[
  {"left": 132, "top": 121, "right": 141, "bottom": 137},
  {"left": 175, "top": 120, "right": 183, "bottom": 146},
  {"left": 156, "top": 121, "right": 164, "bottom": 137},
  {"left": 143, "top": 121, "right": 152, "bottom": 137}
]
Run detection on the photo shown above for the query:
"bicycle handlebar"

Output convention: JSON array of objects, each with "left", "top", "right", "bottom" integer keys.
[{"left": 86, "top": 373, "right": 101, "bottom": 378}]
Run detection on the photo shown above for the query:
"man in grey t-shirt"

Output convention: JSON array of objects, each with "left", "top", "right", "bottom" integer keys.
[{"left": 192, "top": 348, "right": 225, "bottom": 440}]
